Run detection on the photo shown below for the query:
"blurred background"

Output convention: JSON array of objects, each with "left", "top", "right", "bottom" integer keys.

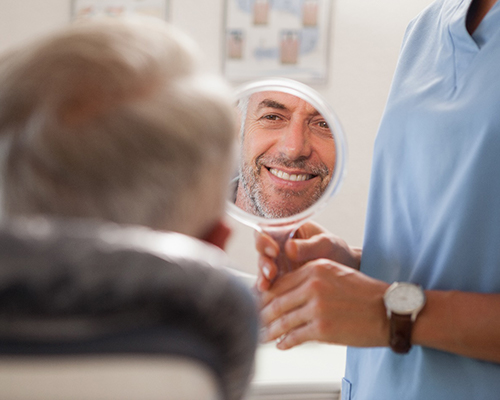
[{"left": 0, "top": 0, "right": 433, "bottom": 275}]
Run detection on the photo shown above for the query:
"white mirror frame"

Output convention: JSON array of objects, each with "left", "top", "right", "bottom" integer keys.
[{"left": 227, "top": 77, "right": 348, "bottom": 231}]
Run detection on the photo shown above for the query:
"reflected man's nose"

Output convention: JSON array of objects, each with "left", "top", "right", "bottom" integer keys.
[{"left": 277, "top": 119, "right": 312, "bottom": 160}]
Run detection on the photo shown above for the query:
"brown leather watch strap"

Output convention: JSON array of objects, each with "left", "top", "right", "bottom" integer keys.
[{"left": 389, "top": 312, "right": 413, "bottom": 354}]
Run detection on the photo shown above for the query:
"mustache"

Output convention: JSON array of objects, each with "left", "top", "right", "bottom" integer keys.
[{"left": 255, "top": 154, "right": 330, "bottom": 179}]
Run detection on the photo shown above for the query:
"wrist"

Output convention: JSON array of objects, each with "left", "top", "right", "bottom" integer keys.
[
  {"left": 358, "top": 279, "right": 390, "bottom": 347},
  {"left": 348, "top": 246, "right": 362, "bottom": 270}
]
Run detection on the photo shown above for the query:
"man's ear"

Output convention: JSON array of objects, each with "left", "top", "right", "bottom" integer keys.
[{"left": 202, "top": 220, "right": 232, "bottom": 250}]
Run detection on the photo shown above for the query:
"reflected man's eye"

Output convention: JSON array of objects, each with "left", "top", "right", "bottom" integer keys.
[
  {"left": 263, "top": 114, "right": 282, "bottom": 121},
  {"left": 309, "top": 118, "right": 332, "bottom": 138},
  {"left": 310, "top": 119, "right": 330, "bottom": 131},
  {"left": 258, "top": 113, "right": 287, "bottom": 129}
]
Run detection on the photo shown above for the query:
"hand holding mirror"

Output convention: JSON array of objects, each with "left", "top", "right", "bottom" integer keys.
[{"left": 227, "top": 78, "right": 347, "bottom": 279}]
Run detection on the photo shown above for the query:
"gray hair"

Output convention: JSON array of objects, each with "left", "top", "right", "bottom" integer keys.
[
  {"left": 236, "top": 95, "right": 249, "bottom": 140},
  {"left": 0, "top": 17, "right": 236, "bottom": 238}
]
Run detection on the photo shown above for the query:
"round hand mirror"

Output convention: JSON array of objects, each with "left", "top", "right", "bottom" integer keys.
[{"left": 227, "top": 78, "right": 347, "bottom": 277}]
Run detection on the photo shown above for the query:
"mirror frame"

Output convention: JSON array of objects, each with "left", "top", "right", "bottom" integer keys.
[{"left": 227, "top": 77, "right": 348, "bottom": 230}]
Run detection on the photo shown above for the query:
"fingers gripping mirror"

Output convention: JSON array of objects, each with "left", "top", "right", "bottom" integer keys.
[{"left": 227, "top": 78, "right": 347, "bottom": 278}]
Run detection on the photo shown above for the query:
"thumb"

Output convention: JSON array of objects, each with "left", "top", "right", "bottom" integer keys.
[{"left": 285, "top": 234, "right": 332, "bottom": 263}]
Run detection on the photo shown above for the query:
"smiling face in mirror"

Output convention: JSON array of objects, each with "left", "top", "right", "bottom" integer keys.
[{"left": 234, "top": 91, "right": 336, "bottom": 219}]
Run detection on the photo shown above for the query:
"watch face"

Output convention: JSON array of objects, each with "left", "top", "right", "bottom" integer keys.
[{"left": 384, "top": 283, "right": 425, "bottom": 314}]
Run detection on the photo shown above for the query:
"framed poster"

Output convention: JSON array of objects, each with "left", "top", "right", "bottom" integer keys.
[
  {"left": 72, "top": 0, "right": 170, "bottom": 21},
  {"left": 223, "top": 0, "right": 332, "bottom": 84}
]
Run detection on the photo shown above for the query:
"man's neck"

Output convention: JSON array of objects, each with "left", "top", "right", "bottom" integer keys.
[{"left": 466, "top": 0, "right": 498, "bottom": 35}]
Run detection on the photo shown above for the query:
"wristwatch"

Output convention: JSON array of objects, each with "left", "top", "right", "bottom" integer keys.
[{"left": 383, "top": 282, "right": 426, "bottom": 354}]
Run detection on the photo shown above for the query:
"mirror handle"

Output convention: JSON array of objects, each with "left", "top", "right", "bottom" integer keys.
[{"left": 263, "top": 226, "right": 301, "bottom": 281}]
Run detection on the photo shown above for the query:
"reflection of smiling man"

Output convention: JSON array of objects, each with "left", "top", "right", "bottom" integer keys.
[{"left": 235, "top": 91, "right": 336, "bottom": 218}]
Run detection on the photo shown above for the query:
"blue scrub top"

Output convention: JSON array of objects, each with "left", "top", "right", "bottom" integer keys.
[{"left": 343, "top": 0, "right": 500, "bottom": 399}]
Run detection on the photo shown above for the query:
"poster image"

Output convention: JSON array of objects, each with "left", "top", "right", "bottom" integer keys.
[
  {"left": 303, "top": 0, "right": 319, "bottom": 27},
  {"left": 228, "top": 29, "right": 245, "bottom": 59},
  {"left": 253, "top": 0, "right": 270, "bottom": 25},
  {"left": 72, "top": 0, "right": 169, "bottom": 21},
  {"left": 223, "top": 0, "right": 331, "bottom": 83},
  {"left": 280, "top": 30, "right": 300, "bottom": 65}
]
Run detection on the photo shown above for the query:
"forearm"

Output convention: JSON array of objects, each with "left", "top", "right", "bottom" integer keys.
[{"left": 413, "top": 290, "right": 500, "bottom": 363}]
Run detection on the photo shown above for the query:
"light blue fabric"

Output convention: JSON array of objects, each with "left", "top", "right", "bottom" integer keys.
[{"left": 344, "top": 0, "right": 500, "bottom": 398}]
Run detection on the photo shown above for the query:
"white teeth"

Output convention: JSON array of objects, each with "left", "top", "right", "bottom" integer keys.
[{"left": 269, "top": 168, "right": 311, "bottom": 182}]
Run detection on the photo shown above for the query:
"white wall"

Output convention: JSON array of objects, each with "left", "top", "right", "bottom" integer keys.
[{"left": 0, "top": 0, "right": 433, "bottom": 274}]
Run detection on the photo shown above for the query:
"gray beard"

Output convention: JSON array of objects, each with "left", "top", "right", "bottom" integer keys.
[{"left": 239, "top": 157, "right": 328, "bottom": 218}]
